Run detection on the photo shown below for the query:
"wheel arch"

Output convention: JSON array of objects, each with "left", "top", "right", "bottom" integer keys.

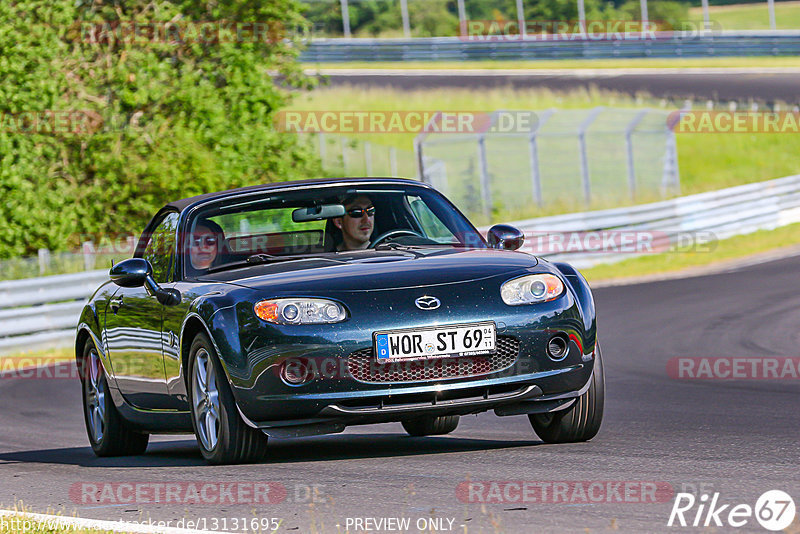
[
  {"left": 180, "top": 313, "right": 232, "bottom": 393},
  {"left": 76, "top": 302, "right": 106, "bottom": 382}
]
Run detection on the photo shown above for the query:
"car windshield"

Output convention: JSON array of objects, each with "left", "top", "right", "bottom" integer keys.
[{"left": 183, "top": 183, "right": 486, "bottom": 276}]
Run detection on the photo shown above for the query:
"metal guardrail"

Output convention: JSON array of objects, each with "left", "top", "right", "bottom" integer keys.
[
  {"left": 2, "top": 173, "right": 800, "bottom": 355},
  {"left": 0, "top": 270, "right": 107, "bottom": 354},
  {"left": 301, "top": 32, "right": 800, "bottom": 62},
  {"left": 499, "top": 173, "right": 800, "bottom": 268}
]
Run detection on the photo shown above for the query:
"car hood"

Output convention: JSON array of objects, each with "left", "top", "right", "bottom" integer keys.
[{"left": 197, "top": 249, "right": 538, "bottom": 293}]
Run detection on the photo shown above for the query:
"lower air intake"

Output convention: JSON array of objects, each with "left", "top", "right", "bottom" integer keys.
[{"left": 347, "top": 336, "right": 519, "bottom": 384}]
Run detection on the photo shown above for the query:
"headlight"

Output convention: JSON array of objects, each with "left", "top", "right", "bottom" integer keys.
[
  {"left": 254, "top": 298, "right": 347, "bottom": 324},
  {"left": 501, "top": 274, "right": 564, "bottom": 305}
]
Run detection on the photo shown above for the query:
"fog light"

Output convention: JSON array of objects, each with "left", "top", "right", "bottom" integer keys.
[
  {"left": 281, "top": 358, "right": 311, "bottom": 385},
  {"left": 547, "top": 335, "right": 569, "bottom": 360}
]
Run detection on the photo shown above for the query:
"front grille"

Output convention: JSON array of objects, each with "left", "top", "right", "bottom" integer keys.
[{"left": 347, "top": 336, "right": 519, "bottom": 383}]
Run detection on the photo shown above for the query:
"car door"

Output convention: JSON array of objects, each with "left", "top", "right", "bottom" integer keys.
[{"left": 104, "top": 212, "right": 179, "bottom": 409}]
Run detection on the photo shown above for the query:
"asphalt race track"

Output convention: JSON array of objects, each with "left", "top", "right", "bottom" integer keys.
[
  {"left": 318, "top": 69, "right": 800, "bottom": 104},
  {"left": 1, "top": 255, "right": 799, "bottom": 533}
]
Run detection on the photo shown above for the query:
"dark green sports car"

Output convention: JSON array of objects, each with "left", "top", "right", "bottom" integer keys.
[{"left": 77, "top": 177, "right": 603, "bottom": 464}]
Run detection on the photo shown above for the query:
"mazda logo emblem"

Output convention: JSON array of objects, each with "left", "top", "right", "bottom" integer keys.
[{"left": 415, "top": 296, "right": 441, "bottom": 310}]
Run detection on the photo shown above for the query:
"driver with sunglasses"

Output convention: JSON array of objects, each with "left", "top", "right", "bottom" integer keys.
[
  {"left": 332, "top": 195, "right": 375, "bottom": 251},
  {"left": 189, "top": 219, "right": 224, "bottom": 271}
]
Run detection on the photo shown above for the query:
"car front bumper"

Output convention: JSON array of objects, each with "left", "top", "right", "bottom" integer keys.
[{"left": 218, "top": 283, "right": 596, "bottom": 435}]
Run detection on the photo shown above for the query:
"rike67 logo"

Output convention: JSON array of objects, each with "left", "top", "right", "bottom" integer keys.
[{"left": 668, "top": 490, "right": 796, "bottom": 531}]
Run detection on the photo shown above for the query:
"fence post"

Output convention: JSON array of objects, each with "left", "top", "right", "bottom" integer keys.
[
  {"left": 318, "top": 132, "right": 326, "bottom": 163},
  {"left": 414, "top": 138, "right": 425, "bottom": 182},
  {"left": 577, "top": 107, "right": 604, "bottom": 207},
  {"left": 664, "top": 109, "right": 685, "bottom": 197},
  {"left": 364, "top": 141, "right": 373, "bottom": 176},
  {"left": 38, "top": 248, "right": 50, "bottom": 276},
  {"left": 477, "top": 134, "right": 492, "bottom": 219},
  {"left": 516, "top": 0, "right": 526, "bottom": 38},
  {"left": 577, "top": 0, "right": 587, "bottom": 35},
  {"left": 414, "top": 112, "right": 441, "bottom": 183},
  {"left": 82, "top": 241, "right": 95, "bottom": 271},
  {"left": 768, "top": 0, "right": 776, "bottom": 30},
  {"left": 528, "top": 108, "right": 555, "bottom": 208},
  {"left": 340, "top": 0, "right": 351, "bottom": 38},
  {"left": 457, "top": 0, "right": 467, "bottom": 36},
  {"left": 400, "top": 0, "right": 411, "bottom": 37},
  {"left": 625, "top": 109, "right": 650, "bottom": 201},
  {"left": 390, "top": 146, "right": 398, "bottom": 177},
  {"left": 701, "top": 0, "right": 710, "bottom": 31},
  {"left": 341, "top": 137, "right": 349, "bottom": 174}
]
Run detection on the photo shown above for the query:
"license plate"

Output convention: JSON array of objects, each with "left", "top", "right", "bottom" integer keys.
[{"left": 373, "top": 322, "right": 496, "bottom": 362}]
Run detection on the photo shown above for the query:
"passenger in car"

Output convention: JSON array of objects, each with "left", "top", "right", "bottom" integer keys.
[
  {"left": 189, "top": 219, "right": 225, "bottom": 270},
  {"left": 331, "top": 195, "right": 375, "bottom": 251}
]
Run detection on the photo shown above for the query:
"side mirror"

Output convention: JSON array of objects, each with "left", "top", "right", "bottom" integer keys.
[
  {"left": 487, "top": 224, "right": 525, "bottom": 251},
  {"left": 110, "top": 258, "right": 151, "bottom": 287},
  {"left": 110, "top": 258, "right": 181, "bottom": 306}
]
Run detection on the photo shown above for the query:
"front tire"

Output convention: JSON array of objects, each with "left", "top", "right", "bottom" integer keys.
[
  {"left": 188, "top": 333, "right": 268, "bottom": 464},
  {"left": 81, "top": 342, "right": 149, "bottom": 456},
  {"left": 402, "top": 415, "right": 460, "bottom": 436},
  {"left": 529, "top": 343, "right": 605, "bottom": 443}
]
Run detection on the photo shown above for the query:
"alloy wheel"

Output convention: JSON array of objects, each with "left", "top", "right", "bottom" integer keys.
[{"left": 192, "top": 348, "right": 220, "bottom": 451}]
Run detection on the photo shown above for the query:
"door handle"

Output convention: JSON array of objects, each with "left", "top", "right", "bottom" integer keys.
[{"left": 109, "top": 296, "right": 124, "bottom": 314}]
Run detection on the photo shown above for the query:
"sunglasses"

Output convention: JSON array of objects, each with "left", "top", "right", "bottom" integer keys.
[
  {"left": 191, "top": 235, "right": 218, "bottom": 248},
  {"left": 345, "top": 206, "right": 375, "bottom": 218}
]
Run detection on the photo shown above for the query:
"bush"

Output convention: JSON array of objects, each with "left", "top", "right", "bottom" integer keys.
[{"left": 0, "top": 0, "right": 320, "bottom": 258}]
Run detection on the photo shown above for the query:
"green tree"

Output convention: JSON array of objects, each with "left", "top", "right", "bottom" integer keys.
[{"left": 0, "top": 0, "right": 319, "bottom": 258}]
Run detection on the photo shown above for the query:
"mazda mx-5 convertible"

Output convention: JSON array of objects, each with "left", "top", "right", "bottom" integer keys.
[{"left": 76, "top": 177, "right": 603, "bottom": 464}]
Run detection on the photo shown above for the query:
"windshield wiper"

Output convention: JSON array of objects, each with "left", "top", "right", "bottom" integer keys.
[
  {"left": 246, "top": 253, "right": 297, "bottom": 263},
  {"left": 205, "top": 254, "right": 334, "bottom": 273},
  {"left": 373, "top": 242, "right": 429, "bottom": 258}
]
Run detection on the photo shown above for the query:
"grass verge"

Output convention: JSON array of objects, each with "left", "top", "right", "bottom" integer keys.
[
  {"left": 582, "top": 222, "right": 800, "bottom": 282},
  {"left": 689, "top": 1, "right": 800, "bottom": 31},
  {"left": 0, "top": 517, "right": 111, "bottom": 534},
  {"left": 0, "top": 507, "right": 114, "bottom": 534},
  {"left": 0, "top": 347, "right": 74, "bottom": 371},
  {"left": 304, "top": 56, "right": 800, "bottom": 70}
]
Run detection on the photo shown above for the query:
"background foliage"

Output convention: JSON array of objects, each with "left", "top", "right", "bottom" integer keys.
[
  {"left": 301, "top": 0, "right": 691, "bottom": 37},
  {"left": 0, "top": 0, "right": 320, "bottom": 258}
]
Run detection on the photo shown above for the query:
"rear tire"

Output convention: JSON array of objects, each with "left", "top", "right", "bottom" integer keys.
[
  {"left": 188, "top": 333, "right": 269, "bottom": 464},
  {"left": 402, "top": 415, "right": 460, "bottom": 436},
  {"left": 81, "top": 342, "right": 149, "bottom": 457},
  {"left": 529, "top": 343, "right": 605, "bottom": 443}
]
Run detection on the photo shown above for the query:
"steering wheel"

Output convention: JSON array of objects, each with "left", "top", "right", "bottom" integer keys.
[{"left": 370, "top": 229, "right": 423, "bottom": 248}]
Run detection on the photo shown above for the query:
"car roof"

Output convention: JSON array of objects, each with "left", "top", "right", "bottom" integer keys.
[{"left": 166, "top": 177, "right": 430, "bottom": 212}]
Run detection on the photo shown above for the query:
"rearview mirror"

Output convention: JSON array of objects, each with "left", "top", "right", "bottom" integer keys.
[
  {"left": 292, "top": 204, "right": 346, "bottom": 222},
  {"left": 488, "top": 224, "right": 525, "bottom": 251}
]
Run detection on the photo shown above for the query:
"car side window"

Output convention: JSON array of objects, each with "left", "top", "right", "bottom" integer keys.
[{"left": 143, "top": 212, "right": 179, "bottom": 284}]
